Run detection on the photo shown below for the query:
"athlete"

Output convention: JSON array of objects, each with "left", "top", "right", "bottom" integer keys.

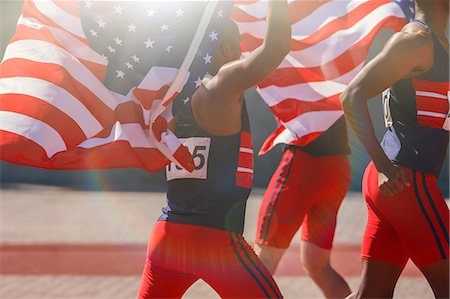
[
  {"left": 137, "top": 1, "right": 291, "bottom": 298},
  {"left": 254, "top": 116, "right": 352, "bottom": 299},
  {"left": 340, "top": 0, "right": 449, "bottom": 298}
]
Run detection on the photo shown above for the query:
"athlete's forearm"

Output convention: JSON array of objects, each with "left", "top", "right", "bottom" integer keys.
[
  {"left": 264, "top": 0, "right": 291, "bottom": 60},
  {"left": 340, "top": 90, "right": 393, "bottom": 173}
]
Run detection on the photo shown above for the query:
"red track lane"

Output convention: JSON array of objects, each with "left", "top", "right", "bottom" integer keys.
[{"left": 0, "top": 243, "right": 422, "bottom": 277}]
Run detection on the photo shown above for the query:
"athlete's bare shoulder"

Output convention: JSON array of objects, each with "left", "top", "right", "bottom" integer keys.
[{"left": 379, "top": 22, "right": 434, "bottom": 78}]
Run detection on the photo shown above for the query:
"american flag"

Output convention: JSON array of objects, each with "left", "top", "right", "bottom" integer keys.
[
  {"left": 0, "top": 0, "right": 232, "bottom": 172},
  {"left": 231, "top": 0, "right": 414, "bottom": 154}
]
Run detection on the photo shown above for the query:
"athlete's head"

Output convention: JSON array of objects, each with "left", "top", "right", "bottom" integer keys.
[{"left": 210, "top": 19, "right": 242, "bottom": 72}]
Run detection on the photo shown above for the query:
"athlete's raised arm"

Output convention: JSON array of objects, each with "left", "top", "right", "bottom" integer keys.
[
  {"left": 208, "top": 0, "right": 291, "bottom": 97},
  {"left": 340, "top": 22, "right": 434, "bottom": 196}
]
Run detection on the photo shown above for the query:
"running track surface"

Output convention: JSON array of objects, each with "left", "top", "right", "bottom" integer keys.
[{"left": 0, "top": 243, "right": 422, "bottom": 277}]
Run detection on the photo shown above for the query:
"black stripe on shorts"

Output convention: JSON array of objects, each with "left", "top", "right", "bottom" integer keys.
[
  {"left": 261, "top": 149, "right": 296, "bottom": 243},
  {"left": 412, "top": 170, "right": 446, "bottom": 259},
  {"left": 421, "top": 172, "right": 449, "bottom": 245},
  {"left": 229, "top": 232, "right": 272, "bottom": 298}
]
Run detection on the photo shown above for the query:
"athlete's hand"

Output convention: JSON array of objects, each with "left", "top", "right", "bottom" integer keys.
[{"left": 377, "top": 163, "right": 410, "bottom": 196}]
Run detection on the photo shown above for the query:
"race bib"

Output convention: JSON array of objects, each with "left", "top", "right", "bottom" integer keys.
[{"left": 166, "top": 137, "right": 211, "bottom": 181}]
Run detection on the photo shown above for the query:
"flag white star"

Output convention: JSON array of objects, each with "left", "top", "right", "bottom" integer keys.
[
  {"left": 125, "top": 62, "right": 134, "bottom": 70},
  {"left": 175, "top": 8, "right": 184, "bottom": 18},
  {"left": 116, "top": 70, "right": 125, "bottom": 79},
  {"left": 160, "top": 24, "right": 169, "bottom": 31},
  {"left": 203, "top": 53, "right": 212, "bottom": 64},
  {"left": 209, "top": 31, "right": 218, "bottom": 41},
  {"left": 183, "top": 97, "right": 190, "bottom": 104},
  {"left": 166, "top": 45, "right": 173, "bottom": 52},
  {"left": 84, "top": 0, "right": 92, "bottom": 9},
  {"left": 114, "top": 37, "right": 123, "bottom": 46},
  {"left": 128, "top": 23, "right": 137, "bottom": 32},
  {"left": 107, "top": 45, "right": 116, "bottom": 53},
  {"left": 217, "top": 8, "right": 223, "bottom": 18},
  {"left": 131, "top": 54, "right": 141, "bottom": 63},
  {"left": 89, "top": 29, "right": 98, "bottom": 37},
  {"left": 97, "top": 18, "right": 106, "bottom": 28},
  {"left": 194, "top": 77, "right": 202, "bottom": 88},
  {"left": 144, "top": 38, "right": 155, "bottom": 48},
  {"left": 146, "top": 8, "right": 156, "bottom": 17},
  {"left": 114, "top": 5, "right": 124, "bottom": 14}
]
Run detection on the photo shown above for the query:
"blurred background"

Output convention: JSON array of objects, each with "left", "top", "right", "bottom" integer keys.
[{"left": 1, "top": 0, "right": 448, "bottom": 196}]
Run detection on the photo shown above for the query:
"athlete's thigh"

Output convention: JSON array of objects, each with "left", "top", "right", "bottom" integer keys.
[
  {"left": 204, "top": 233, "right": 283, "bottom": 299},
  {"left": 255, "top": 149, "right": 317, "bottom": 248},
  {"left": 367, "top": 165, "right": 449, "bottom": 268},
  {"left": 138, "top": 261, "right": 198, "bottom": 299},
  {"left": 361, "top": 162, "right": 409, "bottom": 268},
  {"left": 300, "top": 155, "right": 350, "bottom": 249},
  {"left": 138, "top": 221, "right": 201, "bottom": 298}
]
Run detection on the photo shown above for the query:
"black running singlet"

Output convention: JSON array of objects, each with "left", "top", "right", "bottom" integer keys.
[
  {"left": 381, "top": 20, "right": 449, "bottom": 176},
  {"left": 289, "top": 116, "right": 351, "bottom": 156},
  {"left": 160, "top": 100, "right": 253, "bottom": 233}
]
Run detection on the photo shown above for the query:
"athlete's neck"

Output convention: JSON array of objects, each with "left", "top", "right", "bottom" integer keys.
[{"left": 415, "top": 3, "right": 449, "bottom": 39}]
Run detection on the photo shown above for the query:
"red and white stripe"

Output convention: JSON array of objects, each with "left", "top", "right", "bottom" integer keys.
[
  {"left": 0, "top": 0, "right": 195, "bottom": 172},
  {"left": 236, "top": 131, "right": 253, "bottom": 189},
  {"left": 232, "top": 0, "right": 407, "bottom": 154},
  {"left": 413, "top": 79, "right": 450, "bottom": 129}
]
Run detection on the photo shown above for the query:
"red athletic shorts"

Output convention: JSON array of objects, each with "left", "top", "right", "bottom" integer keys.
[
  {"left": 361, "top": 161, "right": 449, "bottom": 268},
  {"left": 138, "top": 221, "right": 282, "bottom": 299},
  {"left": 255, "top": 148, "right": 350, "bottom": 249}
]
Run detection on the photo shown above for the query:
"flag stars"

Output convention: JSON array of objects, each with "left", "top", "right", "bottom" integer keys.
[
  {"left": 209, "top": 31, "right": 218, "bottom": 41},
  {"left": 203, "top": 53, "right": 212, "bottom": 64},
  {"left": 116, "top": 70, "right": 125, "bottom": 79},
  {"left": 160, "top": 24, "right": 169, "bottom": 31},
  {"left": 131, "top": 54, "right": 141, "bottom": 63},
  {"left": 144, "top": 38, "right": 155, "bottom": 48},
  {"left": 97, "top": 18, "right": 106, "bottom": 28},
  {"left": 166, "top": 45, "right": 173, "bottom": 53},
  {"left": 107, "top": 45, "right": 116, "bottom": 53},
  {"left": 84, "top": 0, "right": 92, "bottom": 9},
  {"left": 194, "top": 77, "right": 202, "bottom": 88},
  {"left": 128, "top": 23, "right": 137, "bottom": 32},
  {"left": 175, "top": 8, "right": 184, "bottom": 18},
  {"left": 114, "top": 5, "right": 124, "bottom": 14},
  {"left": 183, "top": 97, "right": 190, "bottom": 104},
  {"left": 114, "top": 37, "right": 123, "bottom": 46},
  {"left": 125, "top": 61, "right": 134, "bottom": 70},
  {"left": 217, "top": 8, "right": 224, "bottom": 18},
  {"left": 146, "top": 8, "right": 156, "bottom": 17},
  {"left": 89, "top": 29, "right": 98, "bottom": 37}
]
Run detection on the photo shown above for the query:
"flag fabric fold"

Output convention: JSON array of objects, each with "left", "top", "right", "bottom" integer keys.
[
  {"left": 0, "top": 0, "right": 232, "bottom": 172},
  {"left": 231, "top": 0, "right": 414, "bottom": 155},
  {"left": 0, "top": 0, "right": 414, "bottom": 171}
]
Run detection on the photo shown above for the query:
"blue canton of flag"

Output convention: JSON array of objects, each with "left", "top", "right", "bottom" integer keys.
[
  {"left": 78, "top": 1, "right": 233, "bottom": 171},
  {"left": 394, "top": 0, "right": 415, "bottom": 21},
  {"left": 79, "top": 1, "right": 233, "bottom": 99}
]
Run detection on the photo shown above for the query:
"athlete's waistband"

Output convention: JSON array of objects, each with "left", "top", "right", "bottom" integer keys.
[{"left": 158, "top": 215, "right": 245, "bottom": 235}]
